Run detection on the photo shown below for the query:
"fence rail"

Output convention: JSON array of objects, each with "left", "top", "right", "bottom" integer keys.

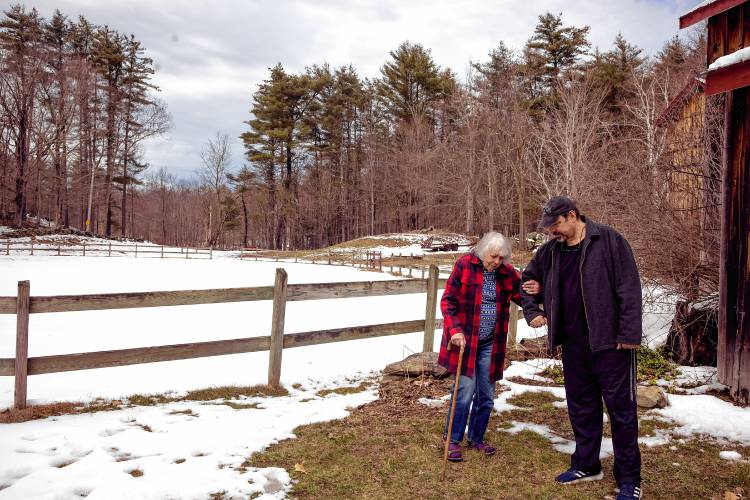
[
  {"left": 0, "top": 240, "right": 212, "bottom": 259},
  {"left": 0, "top": 267, "right": 444, "bottom": 409}
]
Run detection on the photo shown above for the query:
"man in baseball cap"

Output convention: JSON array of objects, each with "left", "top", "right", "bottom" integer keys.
[{"left": 520, "top": 195, "right": 644, "bottom": 500}]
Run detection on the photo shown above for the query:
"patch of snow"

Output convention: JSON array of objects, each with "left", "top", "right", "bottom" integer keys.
[
  {"left": 0, "top": 386, "right": 374, "bottom": 499},
  {"left": 642, "top": 285, "right": 678, "bottom": 348},
  {"left": 682, "top": 0, "right": 724, "bottom": 19},
  {"left": 720, "top": 450, "right": 743, "bottom": 461},
  {"left": 418, "top": 396, "right": 447, "bottom": 408},
  {"left": 657, "top": 394, "right": 750, "bottom": 445},
  {"left": 500, "top": 421, "right": 614, "bottom": 459},
  {"left": 493, "top": 359, "right": 566, "bottom": 413},
  {"left": 708, "top": 46, "right": 750, "bottom": 72}
]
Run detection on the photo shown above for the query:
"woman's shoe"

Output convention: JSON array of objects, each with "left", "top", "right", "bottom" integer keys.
[{"left": 467, "top": 441, "right": 496, "bottom": 456}]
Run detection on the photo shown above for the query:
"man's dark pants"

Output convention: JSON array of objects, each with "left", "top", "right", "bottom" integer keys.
[{"left": 561, "top": 340, "right": 642, "bottom": 486}]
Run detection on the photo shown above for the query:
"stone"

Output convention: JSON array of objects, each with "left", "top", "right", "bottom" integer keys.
[
  {"left": 383, "top": 352, "right": 449, "bottom": 378},
  {"left": 636, "top": 386, "right": 669, "bottom": 409}
]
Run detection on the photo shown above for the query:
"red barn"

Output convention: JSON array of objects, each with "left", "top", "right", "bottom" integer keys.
[{"left": 681, "top": 0, "right": 750, "bottom": 404}]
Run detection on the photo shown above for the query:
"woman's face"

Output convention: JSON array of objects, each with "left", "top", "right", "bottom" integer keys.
[{"left": 482, "top": 250, "right": 503, "bottom": 272}]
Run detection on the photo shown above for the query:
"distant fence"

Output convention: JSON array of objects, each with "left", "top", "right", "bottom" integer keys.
[
  {"left": 0, "top": 265, "right": 445, "bottom": 410},
  {"left": 0, "top": 240, "right": 213, "bottom": 259},
  {"left": 240, "top": 249, "right": 460, "bottom": 280},
  {"left": 240, "top": 249, "right": 383, "bottom": 271}
]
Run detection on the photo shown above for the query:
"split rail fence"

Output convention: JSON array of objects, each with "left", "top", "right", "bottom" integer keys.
[
  {"left": 0, "top": 240, "right": 213, "bottom": 259},
  {"left": 0, "top": 266, "right": 445, "bottom": 410}
]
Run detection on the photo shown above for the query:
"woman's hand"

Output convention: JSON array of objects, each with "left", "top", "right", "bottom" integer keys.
[
  {"left": 449, "top": 332, "right": 466, "bottom": 350},
  {"left": 522, "top": 280, "right": 542, "bottom": 295}
]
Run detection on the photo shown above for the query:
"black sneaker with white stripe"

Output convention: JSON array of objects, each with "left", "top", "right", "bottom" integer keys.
[
  {"left": 616, "top": 482, "right": 642, "bottom": 499},
  {"left": 554, "top": 467, "right": 604, "bottom": 485}
]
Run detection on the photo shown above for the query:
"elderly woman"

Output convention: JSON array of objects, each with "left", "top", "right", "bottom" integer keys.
[{"left": 438, "top": 231, "right": 522, "bottom": 462}]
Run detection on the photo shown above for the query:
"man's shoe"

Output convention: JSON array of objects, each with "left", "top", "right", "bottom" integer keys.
[
  {"left": 616, "top": 482, "right": 642, "bottom": 499},
  {"left": 555, "top": 467, "right": 604, "bottom": 485}
]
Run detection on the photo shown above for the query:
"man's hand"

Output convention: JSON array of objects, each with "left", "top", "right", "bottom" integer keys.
[
  {"left": 522, "top": 280, "right": 542, "bottom": 295},
  {"left": 617, "top": 343, "right": 640, "bottom": 350},
  {"left": 449, "top": 332, "right": 466, "bottom": 350},
  {"left": 529, "top": 315, "right": 547, "bottom": 328}
]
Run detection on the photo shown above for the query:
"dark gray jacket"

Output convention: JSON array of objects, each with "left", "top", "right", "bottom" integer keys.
[{"left": 520, "top": 217, "right": 642, "bottom": 353}]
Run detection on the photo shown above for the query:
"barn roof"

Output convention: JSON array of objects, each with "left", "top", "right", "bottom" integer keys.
[
  {"left": 680, "top": 0, "right": 748, "bottom": 28},
  {"left": 705, "top": 47, "right": 750, "bottom": 95},
  {"left": 656, "top": 77, "right": 705, "bottom": 127}
]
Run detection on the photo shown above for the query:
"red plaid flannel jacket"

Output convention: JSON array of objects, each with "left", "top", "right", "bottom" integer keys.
[{"left": 438, "top": 253, "right": 522, "bottom": 382}]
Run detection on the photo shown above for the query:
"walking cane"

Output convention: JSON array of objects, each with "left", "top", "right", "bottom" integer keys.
[{"left": 441, "top": 343, "right": 465, "bottom": 481}]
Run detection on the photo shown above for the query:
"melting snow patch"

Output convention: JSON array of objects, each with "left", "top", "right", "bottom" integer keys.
[
  {"left": 720, "top": 451, "right": 742, "bottom": 461},
  {"left": 418, "top": 397, "right": 447, "bottom": 408},
  {"left": 657, "top": 394, "right": 750, "bottom": 445},
  {"left": 500, "top": 421, "right": 614, "bottom": 459}
]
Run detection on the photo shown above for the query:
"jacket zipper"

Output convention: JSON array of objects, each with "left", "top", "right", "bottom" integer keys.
[
  {"left": 579, "top": 234, "right": 592, "bottom": 349},
  {"left": 550, "top": 247, "right": 555, "bottom": 341}
]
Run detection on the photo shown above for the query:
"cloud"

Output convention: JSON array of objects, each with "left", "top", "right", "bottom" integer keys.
[{"left": 14, "top": 0, "right": 703, "bottom": 177}]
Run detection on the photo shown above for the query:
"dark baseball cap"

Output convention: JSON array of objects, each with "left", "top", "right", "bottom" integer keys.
[{"left": 539, "top": 196, "right": 577, "bottom": 228}]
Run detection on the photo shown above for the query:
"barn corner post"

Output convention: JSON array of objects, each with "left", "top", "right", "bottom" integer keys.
[
  {"left": 14, "top": 280, "right": 31, "bottom": 410},
  {"left": 268, "top": 268, "right": 288, "bottom": 388},
  {"left": 677, "top": 0, "right": 750, "bottom": 405},
  {"left": 423, "top": 265, "right": 439, "bottom": 352}
]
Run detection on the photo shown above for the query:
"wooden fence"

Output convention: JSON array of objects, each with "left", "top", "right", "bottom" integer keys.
[
  {"left": 0, "top": 265, "right": 444, "bottom": 410},
  {"left": 240, "top": 249, "right": 383, "bottom": 271},
  {"left": 0, "top": 240, "right": 213, "bottom": 259}
]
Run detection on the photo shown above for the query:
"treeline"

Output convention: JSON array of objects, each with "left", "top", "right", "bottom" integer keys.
[
  {"left": 0, "top": 4, "right": 169, "bottom": 237},
  {"left": 2, "top": 6, "right": 719, "bottom": 299}
]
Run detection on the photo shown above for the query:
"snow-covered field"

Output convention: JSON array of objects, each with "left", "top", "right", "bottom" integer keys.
[{"left": 0, "top": 243, "right": 747, "bottom": 499}]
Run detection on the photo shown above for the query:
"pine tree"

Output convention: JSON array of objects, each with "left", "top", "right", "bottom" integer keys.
[
  {"left": 91, "top": 25, "right": 125, "bottom": 236},
  {"left": 0, "top": 4, "right": 45, "bottom": 226},
  {"left": 523, "top": 12, "right": 590, "bottom": 108},
  {"left": 376, "top": 41, "right": 455, "bottom": 124},
  {"left": 589, "top": 33, "right": 644, "bottom": 111},
  {"left": 119, "top": 34, "right": 156, "bottom": 237},
  {"left": 42, "top": 9, "right": 73, "bottom": 227}
]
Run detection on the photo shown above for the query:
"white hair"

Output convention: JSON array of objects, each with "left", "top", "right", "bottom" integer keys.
[{"left": 473, "top": 231, "right": 512, "bottom": 260}]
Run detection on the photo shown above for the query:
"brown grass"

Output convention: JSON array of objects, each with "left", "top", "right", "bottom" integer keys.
[
  {"left": 1, "top": 384, "right": 290, "bottom": 423},
  {"left": 247, "top": 375, "right": 750, "bottom": 499},
  {"left": 315, "top": 381, "right": 373, "bottom": 398}
]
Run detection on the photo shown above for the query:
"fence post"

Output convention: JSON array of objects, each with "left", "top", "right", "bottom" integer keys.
[
  {"left": 210, "top": 247, "right": 213, "bottom": 260},
  {"left": 82, "top": 242, "right": 86, "bottom": 256},
  {"left": 423, "top": 265, "right": 439, "bottom": 352},
  {"left": 268, "top": 268, "right": 288, "bottom": 388},
  {"left": 14, "top": 280, "right": 30, "bottom": 410},
  {"left": 108, "top": 242, "right": 111, "bottom": 257},
  {"left": 378, "top": 252, "right": 382, "bottom": 272},
  {"left": 57, "top": 244, "right": 61, "bottom": 256},
  {"left": 30, "top": 241, "right": 33, "bottom": 256},
  {"left": 6, "top": 241, "right": 9, "bottom": 255},
  {"left": 328, "top": 252, "right": 331, "bottom": 265},
  {"left": 161, "top": 246, "right": 164, "bottom": 258},
  {"left": 135, "top": 244, "right": 138, "bottom": 258},
  {"left": 507, "top": 302, "right": 520, "bottom": 348},
  {"left": 186, "top": 248, "right": 189, "bottom": 259}
]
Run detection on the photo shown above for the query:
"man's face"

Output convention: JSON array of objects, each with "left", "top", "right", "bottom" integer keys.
[
  {"left": 545, "top": 212, "right": 578, "bottom": 241},
  {"left": 482, "top": 251, "right": 503, "bottom": 271}
]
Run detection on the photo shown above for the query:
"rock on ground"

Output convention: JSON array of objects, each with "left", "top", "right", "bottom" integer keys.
[
  {"left": 383, "top": 352, "right": 449, "bottom": 378},
  {"left": 637, "top": 386, "right": 669, "bottom": 408}
]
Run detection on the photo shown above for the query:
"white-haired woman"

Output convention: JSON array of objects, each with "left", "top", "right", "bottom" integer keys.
[{"left": 438, "top": 231, "right": 522, "bottom": 462}]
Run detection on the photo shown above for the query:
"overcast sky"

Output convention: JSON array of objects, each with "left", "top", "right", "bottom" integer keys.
[{"left": 6, "top": 0, "right": 703, "bottom": 179}]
